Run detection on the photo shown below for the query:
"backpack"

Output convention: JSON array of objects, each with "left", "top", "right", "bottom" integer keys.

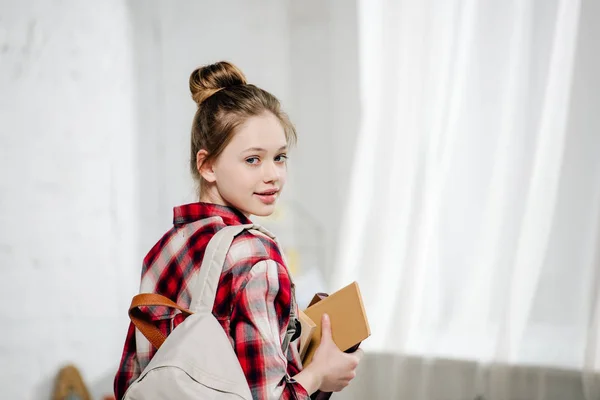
[{"left": 122, "top": 224, "right": 298, "bottom": 400}]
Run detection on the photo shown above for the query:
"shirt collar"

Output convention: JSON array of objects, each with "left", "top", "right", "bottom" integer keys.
[{"left": 173, "top": 202, "right": 252, "bottom": 227}]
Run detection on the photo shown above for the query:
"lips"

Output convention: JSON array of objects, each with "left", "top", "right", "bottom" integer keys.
[
  {"left": 255, "top": 189, "right": 279, "bottom": 195},
  {"left": 255, "top": 189, "right": 279, "bottom": 205}
]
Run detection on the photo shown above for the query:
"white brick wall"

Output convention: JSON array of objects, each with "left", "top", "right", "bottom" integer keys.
[{"left": 0, "top": 1, "right": 138, "bottom": 399}]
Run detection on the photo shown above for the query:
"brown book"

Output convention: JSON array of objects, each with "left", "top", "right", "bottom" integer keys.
[
  {"left": 298, "top": 309, "right": 317, "bottom": 359},
  {"left": 301, "top": 281, "right": 370, "bottom": 367}
]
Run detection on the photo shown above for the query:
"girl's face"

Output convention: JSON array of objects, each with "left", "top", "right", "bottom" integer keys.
[{"left": 200, "top": 111, "right": 288, "bottom": 217}]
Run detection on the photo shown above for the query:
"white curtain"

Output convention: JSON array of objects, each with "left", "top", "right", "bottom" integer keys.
[{"left": 333, "top": 0, "right": 600, "bottom": 399}]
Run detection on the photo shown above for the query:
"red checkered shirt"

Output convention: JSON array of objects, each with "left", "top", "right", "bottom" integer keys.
[{"left": 114, "top": 202, "right": 309, "bottom": 400}]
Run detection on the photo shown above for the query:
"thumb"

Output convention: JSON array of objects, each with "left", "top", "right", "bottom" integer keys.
[{"left": 320, "top": 313, "right": 333, "bottom": 343}]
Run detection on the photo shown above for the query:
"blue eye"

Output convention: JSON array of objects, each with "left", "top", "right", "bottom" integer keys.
[
  {"left": 275, "top": 154, "right": 288, "bottom": 163},
  {"left": 246, "top": 157, "right": 259, "bottom": 165}
]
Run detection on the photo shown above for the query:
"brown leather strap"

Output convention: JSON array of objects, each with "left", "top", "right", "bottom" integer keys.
[{"left": 128, "top": 293, "right": 193, "bottom": 350}]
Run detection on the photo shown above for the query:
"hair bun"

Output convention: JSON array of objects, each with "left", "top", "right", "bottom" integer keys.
[{"left": 189, "top": 61, "right": 247, "bottom": 105}]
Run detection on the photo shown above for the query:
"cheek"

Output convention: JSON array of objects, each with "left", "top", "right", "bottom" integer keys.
[
  {"left": 279, "top": 166, "right": 288, "bottom": 185},
  {"left": 233, "top": 167, "right": 258, "bottom": 191},
  {"left": 217, "top": 164, "right": 249, "bottom": 191}
]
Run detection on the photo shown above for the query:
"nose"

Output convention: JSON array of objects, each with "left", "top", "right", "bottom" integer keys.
[{"left": 263, "top": 160, "right": 281, "bottom": 183}]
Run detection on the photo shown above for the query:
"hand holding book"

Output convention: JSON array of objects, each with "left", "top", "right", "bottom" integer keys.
[{"left": 297, "top": 282, "right": 371, "bottom": 399}]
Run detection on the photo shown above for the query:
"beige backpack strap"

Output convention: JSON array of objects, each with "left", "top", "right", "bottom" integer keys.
[{"left": 189, "top": 224, "right": 258, "bottom": 314}]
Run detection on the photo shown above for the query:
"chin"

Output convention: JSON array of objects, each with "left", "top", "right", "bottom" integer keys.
[
  {"left": 251, "top": 207, "right": 276, "bottom": 218},
  {"left": 249, "top": 202, "right": 277, "bottom": 218}
]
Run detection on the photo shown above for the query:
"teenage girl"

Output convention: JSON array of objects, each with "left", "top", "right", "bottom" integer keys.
[{"left": 114, "top": 61, "right": 362, "bottom": 399}]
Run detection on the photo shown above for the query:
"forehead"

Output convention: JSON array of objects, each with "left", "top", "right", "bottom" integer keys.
[{"left": 227, "top": 112, "right": 287, "bottom": 151}]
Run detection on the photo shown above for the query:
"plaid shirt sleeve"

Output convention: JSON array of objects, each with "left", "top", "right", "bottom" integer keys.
[
  {"left": 231, "top": 259, "right": 310, "bottom": 400},
  {"left": 114, "top": 321, "right": 139, "bottom": 398}
]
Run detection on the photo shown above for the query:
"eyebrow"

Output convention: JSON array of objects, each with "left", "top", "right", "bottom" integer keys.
[{"left": 242, "top": 145, "right": 288, "bottom": 153}]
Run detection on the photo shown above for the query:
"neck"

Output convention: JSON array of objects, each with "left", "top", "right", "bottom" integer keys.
[
  {"left": 198, "top": 186, "right": 252, "bottom": 218},
  {"left": 199, "top": 187, "right": 225, "bottom": 206}
]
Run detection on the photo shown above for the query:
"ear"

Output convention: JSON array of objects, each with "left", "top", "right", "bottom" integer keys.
[{"left": 196, "top": 149, "right": 217, "bottom": 183}]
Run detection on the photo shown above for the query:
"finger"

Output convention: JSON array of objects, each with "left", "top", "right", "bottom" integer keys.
[
  {"left": 336, "top": 380, "right": 350, "bottom": 392},
  {"left": 353, "top": 348, "right": 364, "bottom": 361},
  {"left": 332, "top": 382, "right": 346, "bottom": 392},
  {"left": 320, "top": 313, "right": 333, "bottom": 342}
]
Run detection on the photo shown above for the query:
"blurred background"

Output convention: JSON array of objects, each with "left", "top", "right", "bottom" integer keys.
[{"left": 1, "top": 0, "right": 599, "bottom": 399}]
